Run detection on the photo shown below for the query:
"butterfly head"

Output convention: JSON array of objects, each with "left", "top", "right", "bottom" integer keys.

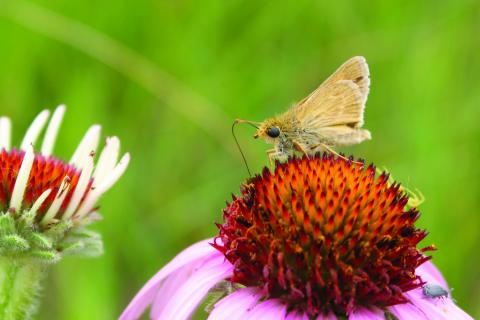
[{"left": 254, "top": 119, "right": 285, "bottom": 143}]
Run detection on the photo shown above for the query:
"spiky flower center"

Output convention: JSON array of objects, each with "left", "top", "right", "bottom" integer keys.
[
  {"left": 0, "top": 148, "right": 91, "bottom": 218},
  {"left": 214, "top": 154, "right": 432, "bottom": 316}
]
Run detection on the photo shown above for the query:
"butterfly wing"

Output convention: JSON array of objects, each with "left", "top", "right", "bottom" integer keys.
[
  {"left": 294, "top": 79, "right": 366, "bottom": 129},
  {"left": 318, "top": 56, "right": 370, "bottom": 103},
  {"left": 293, "top": 56, "right": 370, "bottom": 128},
  {"left": 313, "top": 125, "right": 371, "bottom": 146}
]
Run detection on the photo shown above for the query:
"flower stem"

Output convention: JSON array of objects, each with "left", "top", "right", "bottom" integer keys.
[{"left": 0, "top": 258, "right": 46, "bottom": 320}]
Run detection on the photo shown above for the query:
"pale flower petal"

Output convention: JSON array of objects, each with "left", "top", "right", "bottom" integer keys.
[
  {"left": 41, "top": 104, "right": 65, "bottom": 156},
  {"left": 20, "top": 109, "right": 50, "bottom": 150},
  {"left": 70, "top": 124, "right": 101, "bottom": 169},
  {"left": 0, "top": 116, "right": 12, "bottom": 150},
  {"left": 9, "top": 144, "right": 35, "bottom": 211}
]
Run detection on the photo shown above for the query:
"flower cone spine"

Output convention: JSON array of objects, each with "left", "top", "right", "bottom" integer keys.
[{"left": 0, "top": 106, "right": 129, "bottom": 319}]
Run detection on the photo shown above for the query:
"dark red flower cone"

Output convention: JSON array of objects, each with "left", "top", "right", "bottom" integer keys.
[{"left": 214, "top": 154, "right": 433, "bottom": 317}]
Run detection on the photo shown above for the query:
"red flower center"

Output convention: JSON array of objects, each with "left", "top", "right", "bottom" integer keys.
[
  {"left": 214, "top": 154, "right": 432, "bottom": 317},
  {"left": 0, "top": 149, "right": 92, "bottom": 218}
]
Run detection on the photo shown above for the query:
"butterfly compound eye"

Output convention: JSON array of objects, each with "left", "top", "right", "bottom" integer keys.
[{"left": 267, "top": 126, "right": 280, "bottom": 138}]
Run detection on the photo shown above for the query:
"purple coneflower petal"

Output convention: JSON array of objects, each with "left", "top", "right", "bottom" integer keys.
[
  {"left": 348, "top": 308, "right": 384, "bottom": 320},
  {"left": 285, "top": 311, "right": 337, "bottom": 320},
  {"left": 416, "top": 260, "right": 448, "bottom": 289},
  {"left": 405, "top": 288, "right": 473, "bottom": 320},
  {"left": 388, "top": 302, "right": 428, "bottom": 319},
  {"left": 245, "top": 299, "right": 287, "bottom": 319},
  {"left": 284, "top": 310, "right": 309, "bottom": 320},
  {"left": 154, "top": 252, "right": 233, "bottom": 319},
  {"left": 149, "top": 260, "right": 201, "bottom": 318},
  {"left": 120, "top": 238, "right": 221, "bottom": 320},
  {"left": 207, "top": 287, "right": 263, "bottom": 320}
]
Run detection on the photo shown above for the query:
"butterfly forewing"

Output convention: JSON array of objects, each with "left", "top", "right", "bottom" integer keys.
[
  {"left": 293, "top": 56, "right": 370, "bottom": 128},
  {"left": 298, "top": 56, "right": 370, "bottom": 106},
  {"left": 293, "top": 80, "right": 365, "bottom": 128},
  {"left": 320, "top": 56, "right": 370, "bottom": 102}
]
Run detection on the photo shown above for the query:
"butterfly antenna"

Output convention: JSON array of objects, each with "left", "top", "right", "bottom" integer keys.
[
  {"left": 232, "top": 120, "right": 253, "bottom": 177},
  {"left": 235, "top": 119, "right": 260, "bottom": 129}
]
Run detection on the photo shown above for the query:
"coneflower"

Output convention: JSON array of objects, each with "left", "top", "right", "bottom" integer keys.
[
  {"left": 121, "top": 154, "right": 471, "bottom": 320},
  {"left": 0, "top": 106, "right": 129, "bottom": 320}
]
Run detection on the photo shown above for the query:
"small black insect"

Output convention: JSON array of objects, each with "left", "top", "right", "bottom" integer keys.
[{"left": 423, "top": 283, "right": 449, "bottom": 298}]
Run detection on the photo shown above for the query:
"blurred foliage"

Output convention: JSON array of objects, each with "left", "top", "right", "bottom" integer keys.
[{"left": 0, "top": 0, "right": 479, "bottom": 318}]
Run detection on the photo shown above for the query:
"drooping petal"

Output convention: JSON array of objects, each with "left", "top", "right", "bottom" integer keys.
[
  {"left": 150, "top": 259, "right": 204, "bottom": 318},
  {"left": 208, "top": 288, "right": 263, "bottom": 320},
  {"left": 120, "top": 239, "right": 221, "bottom": 320},
  {"left": 245, "top": 299, "right": 287, "bottom": 319},
  {"left": 406, "top": 288, "right": 473, "bottom": 320},
  {"left": 154, "top": 252, "right": 233, "bottom": 320},
  {"left": 348, "top": 307, "right": 384, "bottom": 320},
  {"left": 388, "top": 302, "right": 427, "bottom": 320},
  {"left": 416, "top": 260, "right": 448, "bottom": 289}
]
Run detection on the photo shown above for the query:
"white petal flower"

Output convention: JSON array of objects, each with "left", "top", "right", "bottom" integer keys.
[{"left": 0, "top": 106, "right": 130, "bottom": 261}]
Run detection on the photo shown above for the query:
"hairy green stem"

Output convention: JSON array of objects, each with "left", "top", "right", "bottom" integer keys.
[{"left": 0, "top": 258, "right": 46, "bottom": 320}]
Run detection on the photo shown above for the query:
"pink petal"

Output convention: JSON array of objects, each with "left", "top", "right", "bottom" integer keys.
[
  {"left": 318, "top": 313, "right": 337, "bottom": 320},
  {"left": 406, "top": 288, "right": 473, "bottom": 320},
  {"left": 348, "top": 307, "right": 384, "bottom": 320},
  {"left": 120, "top": 238, "right": 218, "bottom": 320},
  {"left": 388, "top": 302, "right": 428, "bottom": 320},
  {"left": 245, "top": 299, "right": 287, "bottom": 319},
  {"left": 208, "top": 288, "right": 263, "bottom": 320},
  {"left": 155, "top": 253, "right": 233, "bottom": 320},
  {"left": 416, "top": 260, "right": 448, "bottom": 289},
  {"left": 150, "top": 260, "right": 202, "bottom": 318},
  {"left": 285, "top": 310, "right": 309, "bottom": 320}
]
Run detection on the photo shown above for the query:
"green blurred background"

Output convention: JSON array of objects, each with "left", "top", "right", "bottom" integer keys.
[{"left": 1, "top": 0, "right": 479, "bottom": 318}]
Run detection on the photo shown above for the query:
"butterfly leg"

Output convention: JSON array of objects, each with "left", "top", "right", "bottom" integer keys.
[
  {"left": 266, "top": 149, "right": 276, "bottom": 167},
  {"left": 293, "top": 141, "right": 310, "bottom": 159},
  {"left": 312, "top": 143, "right": 362, "bottom": 164}
]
